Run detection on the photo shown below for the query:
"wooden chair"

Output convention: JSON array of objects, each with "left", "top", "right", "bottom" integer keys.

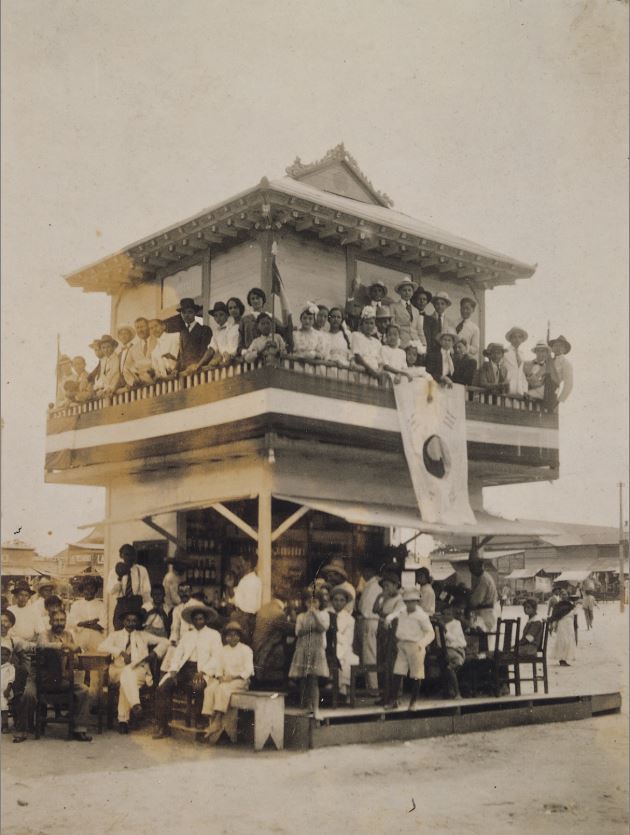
[
  {"left": 34, "top": 648, "right": 76, "bottom": 740},
  {"left": 490, "top": 618, "right": 522, "bottom": 697},
  {"left": 516, "top": 618, "right": 550, "bottom": 694}
]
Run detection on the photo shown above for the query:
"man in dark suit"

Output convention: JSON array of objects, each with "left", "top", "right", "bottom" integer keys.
[
  {"left": 425, "top": 331, "right": 456, "bottom": 386},
  {"left": 166, "top": 298, "right": 212, "bottom": 373},
  {"left": 452, "top": 337, "right": 478, "bottom": 386}
]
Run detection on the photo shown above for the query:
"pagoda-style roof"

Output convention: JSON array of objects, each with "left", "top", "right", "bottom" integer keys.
[{"left": 65, "top": 146, "right": 536, "bottom": 295}]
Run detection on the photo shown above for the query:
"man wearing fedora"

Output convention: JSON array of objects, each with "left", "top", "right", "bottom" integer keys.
[
  {"left": 164, "top": 298, "right": 212, "bottom": 373},
  {"left": 476, "top": 343, "right": 509, "bottom": 393},
  {"left": 346, "top": 279, "right": 394, "bottom": 324},
  {"left": 390, "top": 278, "right": 426, "bottom": 350},
  {"left": 430, "top": 291, "right": 455, "bottom": 346},
  {"left": 454, "top": 297, "right": 480, "bottom": 360},
  {"left": 548, "top": 334, "right": 573, "bottom": 407},
  {"left": 194, "top": 301, "right": 240, "bottom": 369},
  {"left": 93, "top": 334, "right": 122, "bottom": 397},
  {"left": 98, "top": 602, "right": 169, "bottom": 733},
  {"left": 153, "top": 602, "right": 222, "bottom": 737},
  {"left": 524, "top": 340, "right": 554, "bottom": 401},
  {"left": 503, "top": 326, "right": 529, "bottom": 396},
  {"left": 410, "top": 285, "right": 436, "bottom": 352}
]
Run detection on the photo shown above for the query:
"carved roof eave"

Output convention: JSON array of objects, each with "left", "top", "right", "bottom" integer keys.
[
  {"left": 285, "top": 143, "right": 394, "bottom": 208},
  {"left": 64, "top": 180, "right": 536, "bottom": 294}
]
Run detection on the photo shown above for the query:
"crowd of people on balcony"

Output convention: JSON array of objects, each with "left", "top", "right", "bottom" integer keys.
[{"left": 53, "top": 282, "right": 572, "bottom": 412}]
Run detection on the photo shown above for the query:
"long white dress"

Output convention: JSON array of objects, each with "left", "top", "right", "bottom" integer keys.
[{"left": 551, "top": 612, "right": 577, "bottom": 663}]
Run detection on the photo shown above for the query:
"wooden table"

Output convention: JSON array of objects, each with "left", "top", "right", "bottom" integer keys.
[{"left": 77, "top": 652, "right": 110, "bottom": 734}]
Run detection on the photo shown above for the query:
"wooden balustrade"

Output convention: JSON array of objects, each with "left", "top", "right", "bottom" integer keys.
[{"left": 47, "top": 358, "right": 545, "bottom": 420}]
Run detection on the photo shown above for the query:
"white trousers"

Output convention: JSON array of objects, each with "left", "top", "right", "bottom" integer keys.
[
  {"left": 108, "top": 663, "right": 149, "bottom": 722},
  {"left": 360, "top": 619, "right": 379, "bottom": 690},
  {"left": 202, "top": 677, "right": 248, "bottom": 715}
]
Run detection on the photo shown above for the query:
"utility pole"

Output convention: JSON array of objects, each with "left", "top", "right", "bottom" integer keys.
[{"left": 619, "top": 482, "right": 626, "bottom": 613}]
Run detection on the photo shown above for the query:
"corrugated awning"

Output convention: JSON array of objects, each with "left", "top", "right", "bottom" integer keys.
[
  {"left": 429, "top": 561, "right": 456, "bottom": 581},
  {"left": 555, "top": 570, "right": 592, "bottom": 583}
]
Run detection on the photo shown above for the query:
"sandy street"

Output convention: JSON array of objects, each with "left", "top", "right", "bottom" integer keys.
[{"left": 2, "top": 602, "right": 627, "bottom": 835}]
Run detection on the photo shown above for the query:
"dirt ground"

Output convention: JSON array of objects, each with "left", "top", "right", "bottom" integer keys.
[{"left": 2, "top": 602, "right": 628, "bottom": 835}]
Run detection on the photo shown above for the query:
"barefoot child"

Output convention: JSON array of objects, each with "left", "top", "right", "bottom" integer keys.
[{"left": 289, "top": 587, "right": 330, "bottom": 713}]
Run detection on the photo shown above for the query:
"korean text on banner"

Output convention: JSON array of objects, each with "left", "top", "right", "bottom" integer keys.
[{"left": 394, "top": 378, "right": 476, "bottom": 526}]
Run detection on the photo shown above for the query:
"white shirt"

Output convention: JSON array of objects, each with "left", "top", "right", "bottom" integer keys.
[
  {"left": 503, "top": 345, "right": 527, "bottom": 395},
  {"left": 209, "top": 322, "right": 239, "bottom": 357},
  {"left": 233, "top": 572, "right": 262, "bottom": 615},
  {"left": 321, "top": 330, "right": 351, "bottom": 364},
  {"left": 441, "top": 349, "right": 455, "bottom": 377},
  {"left": 98, "top": 628, "right": 169, "bottom": 666},
  {"left": 443, "top": 619, "right": 467, "bottom": 650},
  {"left": 554, "top": 355, "right": 573, "bottom": 403},
  {"left": 380, "top": 344, "right": 408, "bottom": 372},
  {"left": 7, "top": 604, "right": 40, "bottom": 642},
  {"left": 418, "top": 584, "right": 436, "bottom": 616},
  {"left": 167, "top": 626, "right": 223, "bottom": 675},
  {"left": 350, "top": 331, "right": 382, "bottom": 371},
  {"left": 454, "top": 319, "right": 480, "bottom": 359},
  {"left": 106, "top": 564, "right": 152, "bottom": 606},
  {"left": 67, "top": 598, "right": 106, "bottom": 651},
  {"left": 151, "top": 331, "right": 181, "bottom": 378},
  {"left": 162, "top": 569, "right": 185, "bottom": 611},
  {"left": 169, "top": 599, "right": 197, "bottom": 644},
  {"left": 358, "top": 576, "right": 382, "bottom": 620},
  {"left": 387, "top": 606, "right": 434, "bottom": 647},
  {"left": 334, "top": 609, "right": 357, "bottom": 663},
  {"left": 214, "top": 642, "right": 254, "bottom": 679},
  {"left": 292, "top": 328, "right": 324, "bottom": 359}
]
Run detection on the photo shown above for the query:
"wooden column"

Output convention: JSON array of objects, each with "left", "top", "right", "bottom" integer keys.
[{"left": 258, "top": 485, "right": 273, "bottom": 604}]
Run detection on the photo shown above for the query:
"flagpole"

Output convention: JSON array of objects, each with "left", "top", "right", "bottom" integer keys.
[
  {"left": 55, "top": 333, "right": 61, "bottom": 402},
  {"left": 271, "top": 240, "right": 277, "bottom": 338}
]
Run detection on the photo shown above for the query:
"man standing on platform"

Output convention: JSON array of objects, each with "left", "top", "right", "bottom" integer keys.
[
  {"left": 357, "top": 562, "right": 382, "bottom": 696},
  {"left": 468, "top": 554, "right": 499, "bottom": 633},
  {"left": 232, "top": 554, "right": 262, "bottom": 644},
  {"left": 106, "top": 544, "right": 152, "bottom": 630}
]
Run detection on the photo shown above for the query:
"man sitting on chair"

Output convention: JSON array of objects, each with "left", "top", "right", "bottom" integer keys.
[
  {"left": 153, "top": 602, "right": 222, "bottom": 739},
  {"left": 98, "top": 603, "right": 169, "bottom": 734},
  {"left": 37, "top": 609, "right": 92, "bottom": 741}
]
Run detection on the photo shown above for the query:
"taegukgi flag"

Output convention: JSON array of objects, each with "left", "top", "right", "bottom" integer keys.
[{"left": 394, "top": 377, "right": 476, "bottom": 526}]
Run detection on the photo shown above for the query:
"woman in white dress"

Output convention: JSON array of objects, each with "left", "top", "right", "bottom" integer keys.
[
  {"left": 321, "top": 307, "right": 352, "bottom": 366},
  {"left": 292, "top": 303, "right": 325, "bottom": 361},
  {"left": 549, "top": 588, "right": 577, "bottom": 666}
]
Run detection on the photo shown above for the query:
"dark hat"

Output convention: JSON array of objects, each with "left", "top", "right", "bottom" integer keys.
[
  {"left": 177, "top": 298, "right": 203, "bottom": 313},
  {"left": 483, "top": 342, "right": 507, "bottom": 358},
  {"left": 99, "top": 334, "right": 119, "bottom": 348},
  {"left": 548, "top": 334, "right": 571, "bottom": 354},
  {"left": 181, "top": 603, "right": 219, "bottom": 625},
  {"left": 379, "top": 570, "right": 401, "bottom": 588},
  {"left": 2, "top": 609, "right": 16, "bottom": 626},
  {"left": 460, "top": 296, "right": 477, "bottom": 308},
  {"left": 209, "top": 302, "right": 228, "bottom": 317},
  {"left": 12, "top": 581, "right": 34, "bottom": 596},
  {"left": 412, "top": 286, "right": 432, "bottom": 302},
  {"left": 117, "top": 600, "right": 146, "bottom": 623},
  {"left": 247, "top": 287, "right": 267, "bottom": 305}
]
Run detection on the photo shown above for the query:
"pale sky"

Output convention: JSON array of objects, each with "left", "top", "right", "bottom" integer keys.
[{"left": 2, "top": 0, "right": 628, "bottom": 556}]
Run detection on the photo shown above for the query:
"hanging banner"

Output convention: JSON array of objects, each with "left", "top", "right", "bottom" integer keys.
[{"left": 394, "top": 378, "right": 476, "bottom": 526}]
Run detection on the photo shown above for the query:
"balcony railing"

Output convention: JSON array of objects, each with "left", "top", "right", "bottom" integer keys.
[{"left": 48, "top": 357, "right": 548, "bottom": 420}]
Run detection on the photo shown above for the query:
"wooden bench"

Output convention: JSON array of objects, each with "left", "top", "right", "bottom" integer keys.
[{"left": 231, "top": 691, "right": 285, "bottom": 751}]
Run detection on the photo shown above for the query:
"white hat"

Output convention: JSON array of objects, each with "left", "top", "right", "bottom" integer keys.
[
  {"left": 432, "top": 291, "right": 452, "bottom": 306},
  {"left": 360, "top": 306, "right": 377, "bottom": 319}
]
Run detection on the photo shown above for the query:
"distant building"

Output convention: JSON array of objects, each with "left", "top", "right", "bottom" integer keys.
[
  {"left": 1, "top": 539, "right": 59, "bottom": 590},
  {"left": 54, "top": 527, "right": 105, "bottom": 580}
]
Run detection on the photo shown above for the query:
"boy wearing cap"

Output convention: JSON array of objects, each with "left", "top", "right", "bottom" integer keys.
[
  {"left": 390, "top": 279, "right": 426, "bottom": 351},
  {"left": 154, "top": 603, "right": 222, "bottom": 737},
  {"left": 385, "top": 587, "right": 434, "bottom": 709},
  {"left": 454, "top": 298, "right": 480, "bottom": 359},
  {"left": 503, "top": 327, "right": 529, "bottom": 396},
  {"left": 476, "top": 343, "right": 509, "bottom": 393},
  {"left": 203, "top": 621, "right": 254, "bottom": 744},
  {"left": 99, "top": 606, "right": 169, "bottom": 733}
]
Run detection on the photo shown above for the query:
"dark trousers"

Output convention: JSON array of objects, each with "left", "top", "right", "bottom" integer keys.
[{"left": 154, "top": 662, "right": 205, "bottom": 730}]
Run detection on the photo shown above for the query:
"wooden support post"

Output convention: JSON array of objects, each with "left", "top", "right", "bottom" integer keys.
[
  {"left": 141, "top": 516, "right": 184, "bottom": 549},
  {"left": 258, "top": 487, "right": 273, "bottom": 604},
  {"left": 272, "top": 505, "right": 310, "bottom": 542}
]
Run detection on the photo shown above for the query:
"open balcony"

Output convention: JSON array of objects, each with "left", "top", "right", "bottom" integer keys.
[{"left": 45, "top": 358, "right": 559, "bottom": 487}]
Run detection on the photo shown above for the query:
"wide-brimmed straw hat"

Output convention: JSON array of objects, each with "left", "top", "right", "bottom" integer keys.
[
  {"left": 182, "top": 603, "right": 219, "bottom": 625},
  {"left": 99, "top": 334, "right": 118, "bottom": 348},
  {"left": 483, "top": 342, "right": 507, "bottom": 357},
  {"left": 436, "top": 330, "right": 458, "bottom": 344},
  {"left": 548, "top": 334, "right": 571, "bottom": 354},
  {"left": 505, "top": 326, "right": 528, "bottom": 342},
  {"left": 395, "top": 278, "right": 418, "bottom": 294}
]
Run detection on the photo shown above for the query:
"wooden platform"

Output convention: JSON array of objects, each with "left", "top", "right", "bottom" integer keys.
[{"left": 284, "top": 691, "right": 621, "bottom": 750}]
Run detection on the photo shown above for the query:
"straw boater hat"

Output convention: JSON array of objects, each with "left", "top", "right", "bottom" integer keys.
[
  {"left": 330, "top": 585, "right": 355, "bottom": 603},
  {"left": 483, "top": 342, "right": 507, "bottom": 358},
  {"left": 532, "top": 340, "right": 551, "bottom": 354},
  {"left": 432, "top": 290, "right": 452, "bottom": 306},
  {"left": 548, "top": 334, "right": 571, "bottom": 354},
  {"left": 360, "top": 306, "right": 377, "bottom": 320},
  {"left": 505, "top": 326, "right": 528, "bottom": 342},
  {"left": 395, "top": 278, "right": 418, "bottom": 294},
  {"left": 177, "top": 297, "right": 203, "bottom": 313},
  {"left": 402, "top": 588, "right": 421, "bottom": 602},
  {"left": 320, "top": 558, "right": 349, "bottom": 581},
  {"left": 182, "top": 602, "right": 219, "bottom": 625},
  {"left": 99, "top": 334, "right": 118, "bottom": 348},
  {"left": 379, "top": 570, "right": 401, "bottom": 588},
  {"left": 375, "top": 307, "right": 393, "bottom": 320},
  {"left": 436, "top": 330, "right": 458, "bottom": 345},
  {"left": 222, "top": 620, "right": 244, "bottom": 637}
]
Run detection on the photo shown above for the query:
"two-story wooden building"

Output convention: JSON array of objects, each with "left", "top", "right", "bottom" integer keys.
[{"left": 45, "top": 145, "right": 559, "bottom": 622}]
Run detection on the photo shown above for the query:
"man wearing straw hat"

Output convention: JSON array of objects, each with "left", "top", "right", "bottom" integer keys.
[
  {"left": 93, "top": 334, "right": 122, "bottom": 397},
  {"left": 476, "top": 343, "right": 509, "bottom": 393},
  {"left": 524, "top": 340, "right": 553, "bottom": 401},
  {"left": 390, "top": 278, "right": 426, "bottom": 350},
  {"left": 503, "top": 326, "right": 529, "bottom": 396},
  {"left": 548, "top": 334, "right": 573, "bottom": 407},
  {"left": 430, "top": 291, "right": 455, "bottom": 344}
]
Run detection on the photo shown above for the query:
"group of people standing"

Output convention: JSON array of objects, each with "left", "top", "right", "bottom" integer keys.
[{"left": 54, "top": 285, "right": 572, "bottom": 412}]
